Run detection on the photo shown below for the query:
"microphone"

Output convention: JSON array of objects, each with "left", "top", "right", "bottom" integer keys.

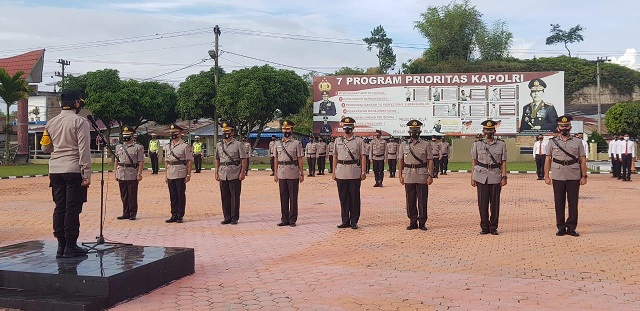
[{"left": 86, "top": 115, "right": 100, "bottom": 130}]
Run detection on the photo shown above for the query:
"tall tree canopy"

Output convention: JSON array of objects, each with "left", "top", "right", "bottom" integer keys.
[
  {"left": 605, "top": 101, "right": 640, "bottom": 138},
  {"left": 176, "top": 67, "right": 225, "bottom": 121},
  {"left": 545, "top": 24, "right": 585, "bottom": 57},
  {"left": 476, "top": 20, "right": 513, "bottom": 61},
  {"left": 362, "top": 25, "right": 397, "bottom": 74}
]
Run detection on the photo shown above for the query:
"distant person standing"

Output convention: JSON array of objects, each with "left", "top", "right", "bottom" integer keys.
[
  {"left": 192, "top": 135, "right": 204, "bottom": 173},
  {"left": 115, "top": 126, "right": 144, "bottom": 220},
  {"left": 242, "top": 137, "right": 251, "bottom": 175},
  {"left": 544, "top": 116, "right": 587, "bottom": 237},
  {"left": 305, "top": 136, "right": 317, "bottom": 177},
  {"left": 164, "top": 124, "right": 193, "bottom": 224},
  {"left": 618, "top": 134, "right": 636, "bottom": 181},
  {"left": 148, "top": 133, "right": 160, "bottom": 174},
  {"left": 327, "top": 137, "right": 335, "bottom": 174},
  {"left": 40, "top": 90, "right": 91, "bottom": 258},
  {"left": 316, "top": 136, "right": 327, "bottom": 175},
  {"left": 364, "top": 138, "right": 371, "bottom": 174},
  {"left": 576, "top": 133, "right": 589, "bottom": 160},
  {"left": 439, "top": 137, "right": 450, "bottom": 175},
  {"left": 333, "top": 117, "right": 366, "bottom": 229},
  {"left": 269, "top": 135, "right": 277, "bottom": 176},
  {"left": 608, "top": 136, "right": 619, "bottom": 178},
  {"left": 273, "top": 120, "right": 304, "bottom": 227},
  {"left": 216, "top": 122, "right": 248, "bottom": 225},
  {"left": 370, "top": 130, "right": 387, "bottom": 187},
  {"left": 533, "top": 135, "right": 547, "bottom": 180},
  {"left": 431, "top": 137, "right": 441, "bottom": 178},
  {"left": 387, "top": 137, "right": 399, "bottom": 178}
]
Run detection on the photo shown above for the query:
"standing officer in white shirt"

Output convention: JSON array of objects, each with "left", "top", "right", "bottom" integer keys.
[
  {"left": 608, "top": 136, "right": 619, "bottom": 178},
  {"left": 533, "top": 134, "right": 547, "bottom": 180},
  {"left": 619, "top": 134, "right": 636, "bottom": 181}
]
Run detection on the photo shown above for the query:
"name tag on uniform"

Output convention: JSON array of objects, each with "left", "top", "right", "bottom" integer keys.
[{"left": 277, "top": 146, "right": 283, "bottom": 151}]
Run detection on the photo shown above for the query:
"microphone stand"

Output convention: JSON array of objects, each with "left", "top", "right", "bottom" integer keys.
[{"left": 83, "top": 116, "right": 131, "bottom": 251}]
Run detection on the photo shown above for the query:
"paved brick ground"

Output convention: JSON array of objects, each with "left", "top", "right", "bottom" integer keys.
[{"left": 1, "top": 170, "right": 639, "bottom": 310}]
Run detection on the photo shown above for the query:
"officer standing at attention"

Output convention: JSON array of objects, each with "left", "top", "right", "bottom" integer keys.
[
  {"left": 533, "top": 134, "right": 547, "bottom": 180},
  {"left": 269, "top": 135, "right": 277, "bottom": 176},
  {"left": 439, "top": 137, "right": 450, "bottom": 175},
  {"left": 316, "top": 136, "right": 327, "bottom": 175},
  {"left": 471, "top": 120, "right": 508, "bottom": 235},
  {"left": 364, "top": 138, "right": 372, "bottom": 174},
  {"left": 164, "top": 124, "right": 194, "bottom": 223},
  {"left": 192, "top": 135, "right": 204, "bottom": 173},
  {"left": 305, "top": 136, "right": 317, "bottom": 177},
  {"left": 608, "top": 135, "right": 619, "bottom": 178},
  {"left": 216, "top": 122, "right": 248, "bottom": 225},
  {"left": 332, "top": 117, "right": 367, "bottom": 229},
  {"left": 273, "top": 120, "right": 304, "bottom": 227},
  {"left": 387, "top": 137, "right": 398, "bottom": 178},
  {"left": 115, "top": 126, "right": 144, "bottom": 220},
  {"left": 370, "top": 130, "right": 387, "bottom": 187},
  {"left": 327, "top": 137, "right": 335, "bottom": 174},
  {"left": 431, "top": 137, "right": 441, "bottom": 178},
  {"left": 242, "top": 137, "right": 251, "bottom": 175},
  {"left": 40, "top": 90, "right": 91, "bottom": 258},
  {"left": 148, "top": 133, "right": 160, "bottom": 174},
  {"left": 399, "top": 120, "right": 434, "bottom": 230},
  {"left": 544, "top": 116, "right": 587, "bottom": 236},
  {"left": 617, "top": 133, "right": 636, "bottom": 181}
]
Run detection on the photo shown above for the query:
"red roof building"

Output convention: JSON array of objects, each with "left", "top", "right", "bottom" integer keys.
[{"left": 0, "top": 49, "right": 45, "bottom": 83}]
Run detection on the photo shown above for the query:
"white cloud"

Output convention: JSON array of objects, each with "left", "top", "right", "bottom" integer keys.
[{"left": 610, "top": 48, "right": 637, "bottom": 70}]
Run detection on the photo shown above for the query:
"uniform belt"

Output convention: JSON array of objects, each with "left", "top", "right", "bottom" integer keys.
[
  {"left": 552, "top": 158, "right": 578, "bottom": 166},
  {"left": 387, "top": 152, "right": 396, "bottom": 155},
  {"left": 338, "top": 160, "right": 359, "bottom": 165},
  {"left": 441, "top": 154, "right": 448, "bottom": 156},
  {"left": 121, "top": 163, "right": 139, "bottom": 168},
  {"left": 220, "top": 160, "right": 241, "bottom": 166},
  {"left": 278, "top": 160, "right": 298, "bottom": 166},
  {"left": 307, "top": 153, "right": 316, "bottom": 155},
  {"left": 318, "top": 153, "right": 326, "bottom": 156},
  {"left": 168, "top": 160, "right": 187, "bottom": 165},
  {"left": 374, "top": 153, "right": 384, "bottom": 157},
  {"left": 405, "top": 163, "right": 427, "bottom": 169},
  {"left": 433, "top": 154, "right": 440, "bottom": 156},
  {"left": 476, "top": 162, "right": 502, "bottom": 169}
]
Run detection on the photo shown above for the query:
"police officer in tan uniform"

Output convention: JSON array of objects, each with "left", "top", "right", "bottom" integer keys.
[
  {"left": 370, "top": 130, "right": 387, "bottom": 187},
  {"left": 431, "top": 137, "right": 441, "bottom": 178},
  {"left": 387, "top": 137, "right": 398, "bottom": 178},
  {"left": 40, "top": 90, "right": 91, "bottom": 258},
  {"left": 115, "top": 126, "right": 144, "bottom": 220},
  {"left": 364, "top": 138, "right": 371, "bottom": 174},
  {"left": 269, "top": 135, "right": 277, "bottom": 176},
  {"left": 242, "top": 137, "right": 251, "bottom": 175},
  {"left": 216, "top": 122, "right": 248, "bottom": 225},
  {"left": 164, "top": 124, "right": 194, "bottom": 223},
  {"left": 471, "top": 120, "right": 508, "bottom": 235},
  {"left": 332, "top": 117, "right": 367, "bottom": 229},
  {"left": 544, "top": 115, "right": 587, "bottom": 237},
  {"left": 305, "top": 137, "right": 317, "bottom": 177},
  {"left": 316, "top": 136, "right": 327, "bottom": 175},
  {"left": 439, "top": 137, "right": 450, "bottom": 175},
  {"left": 327, "top": 137, "right": 335, "bottom": 174},
  {"left": 399, "top": 120, "right": 434, "bottom": 230},
  {"left": 274, "top": 120, "right": 305, "bottom": 227}
]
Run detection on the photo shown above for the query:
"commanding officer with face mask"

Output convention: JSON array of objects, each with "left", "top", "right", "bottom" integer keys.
[
  {"left": 273, "top": 120, "right": 304, "bottom": 227},
  {"left": 216, "top": 122, "right": 248, "bottom": 225},
  {"left": 40, "top": 90, "right": 91, "bottom": 258},
  {"left": 192, "top": 136, "right": 204, "bottom": 173},
  {"left": 387, "top": 137, "right": 398, "bottom": 178},
  {"left": 399, "top": 120, "right": 434, "bottom": 231},
  {"left": 115, "top": 126, "right": 144, "bottom": 220},
  {"left": 544, "top": 116, "right": 587, "bottom": 237},
  {"left": 332, "top": 117, "right": 367, "bottom": 229},
  {"left": 164, "top": 124, "right": 194, "bottom": 223},
  {"left": 471, "top": 120, "right": 508, "bottom": 235},
  {"left": 370, "top": 130, "right": 387, "bottom": 187}
]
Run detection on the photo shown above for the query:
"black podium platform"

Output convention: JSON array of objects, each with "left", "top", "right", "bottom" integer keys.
[{"left": 0, "top": 241, "right": 195, "bottom": 311}]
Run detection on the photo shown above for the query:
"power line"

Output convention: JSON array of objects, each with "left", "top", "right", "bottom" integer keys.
[
  {"left": 220, "top": 50, "right": 330, "bottom": 74},
  {"left": 141, "top": 58, "right": 211, "bottom": 81}
]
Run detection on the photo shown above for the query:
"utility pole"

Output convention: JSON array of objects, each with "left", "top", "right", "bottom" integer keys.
[
  {"left": 595, "top": 57, "right": 608, "bottom": 134},
  {"left": 213, "top": 25, "right": 221, "bottom": 152},
  {"left": 55, "top": 59, "right": 71, "bottom": 91}
]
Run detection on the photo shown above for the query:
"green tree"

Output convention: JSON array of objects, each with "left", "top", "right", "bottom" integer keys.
[
  {"left": 476, "top": 20, "right": 513, "bottom": 61},
  {"left": 363, "top": 25, "right": 397, "bottom": 74},
  {"left": 176, "top": 67, "right": 225, "bottom": 121},
  {"left": 604, "top": 101, "right": 640, "bottom": 138},
  {"left": 29, "top": 106, "right": 40, "bottom": 118},
  {"left": 215, "top": 65, "right": 309, "bottom": 144},
  {"left": 331, "top": 67, "right": 367, "bottom": 76},
  {"left": 289, "top": 71, "right": 319, "bottom": 135},
  {"left": 545, "top": 24, "right": 585, "bottom": 57},
  {"left": 0, "top": 68, "right": 31, "bottom": 161}
]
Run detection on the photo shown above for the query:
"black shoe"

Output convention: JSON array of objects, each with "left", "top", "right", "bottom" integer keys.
[
  {"left": 406, "top": 224, "right": 418, "bottom": 230},
  {"left": 490, "top": 229, "right": 499, "bottom": 235},
  {"left": 378, "top": 183, "right": 383, "bottom": 187},
  {"left": 480, "top": 229, "right": 490, "bottom": 235},
  {"left": 220, "top": 220, "right": 232, "bottom": 225},
  {"left": 129, "top": 216, "right": 136, "bottom": 220},
  {"left": 567, "top": 230, "right": 580, "bottom": 237},
  {"left": 56, "top": 238, "right": 66, "bottom": 258},
  {"left": 442, "top": 173, "right": 447, "bottom": 175},
  {"left": 419, "top": 224, "right": 428, "bottom": 231},
  {"left": 117, "top": 215, "right": 128, "bottom": 220},
  {"left": 63, "top": 245, "right": 88, "bottom": 258},
  {"left": 351, "top": 224, "right": 359, "bottom": 229},
  {"left": 269, "top": 173, "right": 274, "bottom": 176},
  {"left": 373, "top": 183, "right": 379, "bottom": 187},
  {"left": 176, "top": 218, "right": 183, "bottom": 223},
  {"left": 289, "top": 223, "right": 296, "bottom": 227},
  {"left": 556, "top": 229, "right": 566, "bottom": 236},
  {"left": 230, "top": 220, "right": 238, "bottom": 225},
  {"left": 277, "top": 222, "right": 290, "bottom": 226},
  {"left": 337, "top": 223, "right": 350, "bottom": 228},
  {"left": 165, "top": 217, "right": 178, "bottom": 223}
]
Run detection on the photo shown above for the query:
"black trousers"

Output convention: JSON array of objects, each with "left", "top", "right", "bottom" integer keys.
[
  {"left": 50, "top": 173, "right": 86, "bottom": 240},
  {"left": 535, "top": 154, "right": 546, "bottom": 178},
  {"left": 614, "top": 156, "right": 622, "bottom": 177},
  {"left": 150, "top": 152, "right": 159, "bottom": 174},
  {"left": 220, "top": 179, "right": 242, "bottom": 222},
  {"left": 194, "top": 154, "right": 202, "bottom": 172},
  {"left": 552, "top": 179, "right": 580, "bottom": 231},
  {"left": 119, "top": 180, "right": 139, "bottom": 218},
  {"left": 622, "top": 154, "right": 633, "bottom": 180},
  {"left": 317, "top": 155, "right": 326, "bottom": 174},
  {"left": 307, "top": 157, "right": 316, "bottom": 176},
  {"left": 365, "top": 156, "right": 371, "bottom": 173},
  {"left": 405, "top": 183, "right": 428, "bottom": 225},
  {"left": 328, "top": 156, "right": 334, "bottom": 173},
  {"left": 336, "top": 179, "right": 361, "bottom": 225},
  {"left": 270, "top": 157, "right": 275, "bottom": 173},
  {"left": 388, "top": 159, "right": 397, "bottom": 177},
  {"left": 279, "top": 179, "right": 299, "bottom": 224},
  {"left": 610, "top": 155, "right": 618, "bottom": 177},
  {"left": 245, "top": 158, "right": 250, "bottom": 174},
  {"left": 168, "top": 178, "right": 186, "bottom": 218},
  {"left": 432, "top": 157, "right": 440, "bottom": 177},
  {"left": 373, "top": 159, "right": 384, "bottom": 183},
  {"left": 476, "top": 182, "right": 501, "bottom": 230},
  {"left": 440, "top": 155, "right": 449, "bottom": 174}
]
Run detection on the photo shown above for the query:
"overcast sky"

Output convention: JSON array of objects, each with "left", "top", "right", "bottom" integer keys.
[{"left": 1, "top": 0, "right": 637, "bottom": 92}]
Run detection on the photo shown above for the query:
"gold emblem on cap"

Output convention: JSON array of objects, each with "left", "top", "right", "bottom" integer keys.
[
  {"left": 318, "top": 78, "right": 332, "bottom": 92},
  {"left": 170, "top": 124, "right": 175, "bottom": 129},
  {"left": 534, "top": 80, "right": 540, "bottom": 87},
  {"left": 124, "top": 127, "right": 129, "bottom": 131},
  {"left": 487, "top": 121, "right": 493, "bottom": 126},
  {"left": 283, "top": 121, "right": 288, "bottom": 126},
  {"left": 222, "top": 122, "right": 227, "bottom": 128},
  {"left": 561, "top": 117, "right": 567, "bottom": 122},
  {"left": 412, "top": 121, "right": 417, "bottom": 126}
]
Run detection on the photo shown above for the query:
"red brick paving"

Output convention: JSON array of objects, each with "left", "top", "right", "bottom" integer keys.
[{"left": 1, "top": 171, "right": 639, "bottom": 310}]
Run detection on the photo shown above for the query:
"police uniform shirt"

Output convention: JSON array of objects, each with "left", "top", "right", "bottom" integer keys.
[
  {"left": 431, "top": 141, "right": 441, "bottom": 156},
  {"left": 306, "top": 142, "right": 317, "bottom": 158},
  {"left": 545, "top": 137, "right": 585, "bottom": 181},
  {"left": 165, "top": 140, "right": 194, "bottom": 180},
  {"left": 370, "top": 138, "right": 387, "bottom": 161},
  {"left": 243, "top": 142, "right": 251, "bottom": 157},
  {"left": 42, "top": 110, "right": 92, "bottom": 179},
  {"left": 364, "top": 142, "right": 371, "bottom": 157},
  {"left": 269, "top": 140, "right": 276, "bottom": 157},
  {"left": 387, "top": 141, "right": 398, "bottom": 160},
  {"left": 327, "top": 141, "right": 335, "bottom": 155},
  {"left": 400, "top": 139, "right": 433, "bottom": 184},
  {"left": 216, "top": 139, "right": 248, "bottom": 180},
  {"left": 471, "top": 139, "right": 507, "bottom": 184},
  {"left": 276, "top": 139, "right": 303, "bottom": 179},
  {"left": 116, "top": 142, "right": 144, "bottom": 180},
  {"left": 440, "top": 142, "right": 450, "bottom": 155},
  {"left": 317, "top": 141, "right": 327, "bottom": 156},
  {"left": 334, "top": 136, "right": 366, "bottom": 179}
]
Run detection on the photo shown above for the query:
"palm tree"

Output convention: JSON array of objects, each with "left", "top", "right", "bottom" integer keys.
[{"left": 0, "top": 68, "right": 31, "bottom": 162}]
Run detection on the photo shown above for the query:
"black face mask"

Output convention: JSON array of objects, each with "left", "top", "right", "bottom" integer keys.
[
  {"left": 538, "top": 137, "right": 543, "bottom": 140},
  {"left": 171, "top": 134, "right": 180, "bottom": 139},
  {"left": 560, "top": 129, "right": 570, "bottom": 136},
  {"left": 343, "top": 127, "right": 353, "bottom": 134},
  {"left": 410, "top": 131, "right": 420, "bottom": 138},
  {"left": 283, "top": 132, "right": 291, "bottom": 138},
  {"left": 223, "top": 133, "right": 232, "bottom": 139},
  {"left": 486, "top": 132, "right": 495, "bottom": 139},
  {"left": 123, "top": 135, "right": 132, "bottom": 142}
]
